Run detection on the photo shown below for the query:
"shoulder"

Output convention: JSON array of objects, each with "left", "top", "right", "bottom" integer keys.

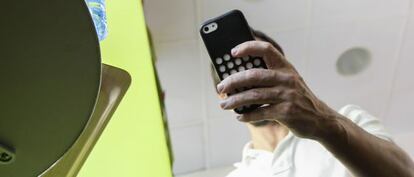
[
  {"left": 291, "top": 137, "right": 351, "bottom": 176},
  {"left": 338, "top": 104, "right": 392, "bottom": 141}
]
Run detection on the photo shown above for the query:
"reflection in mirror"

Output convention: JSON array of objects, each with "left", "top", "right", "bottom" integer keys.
[{"left": 143, "top": 0, "right": 414, "bottom": 176}]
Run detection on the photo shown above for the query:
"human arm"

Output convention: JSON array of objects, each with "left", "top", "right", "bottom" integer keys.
[{"left": 217, "top": 41, "right": 414, "bottom": 177}]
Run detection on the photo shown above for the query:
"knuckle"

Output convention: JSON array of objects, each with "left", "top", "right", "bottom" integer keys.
[
  {"left": 225, "top": 76, "right": 236, "bottom": 90},
  {"left": 296, "top": 74, "right": 304, "bottom": 81},
  {"left": 250, "top": 89, "right": 262, "bottom": 99},
  {"left": 286, "top": 102, "right": 299, "bottom": 115},
  {"left": 245, "top": 42, "right": 251, "bottom": 48},
  {"left": 285, "top": 73, "right": 300, "bottom": 86},
  {"left": 270, "top": 70, "right": 279, "bottom": 80},
  {"left": 246, "top": 69, "right": 261, "bottom": 80},
  {"left": 263, "top": 42, "right": 273, "bottom": 51},
  {"left": 286, "top": 72, "right": 296, "bottom": 81},
  {"left": 227, "top": 97, "right": 237, "bottom": 107},
  {"left": 248, "top": 41, "right": 256, "bottom": 48},
  {"left": 292, "top": 74, "right": 302, "bottom": 83},
  {"left": 272, "top": 88, "right": 283, "bottom": 98},
  {"left": 286, "top": 90, "right": 298, "bottom": 100},
  {"left": 238, "top": 115, "right": 248, "bottom": 122},
  {"left": 271, "top": 69, "right": 280, "bottom": 75},
  {"left": 283, "top": 102, "right": 294, "bottom": 113}
]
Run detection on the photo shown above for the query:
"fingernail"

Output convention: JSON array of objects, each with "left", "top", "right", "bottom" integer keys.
[
  {"left": 218, "top": 93, "right": 226, "bottom": 100},
  {"left": 220, "top": 101, "right": 227, "bottom": 109},
  {"left": 217, "top": 83, "right": 224, "bottom": 93},
  {"left": 237, "top": 116, "right": 246, "bottom": 122},
  {"left": 231, "top": 47, "right": 238, "bottom": 56}
]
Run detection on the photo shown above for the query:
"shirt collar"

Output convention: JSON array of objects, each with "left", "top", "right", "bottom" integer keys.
[
  {"left": 240, "top": 131, "right": 296, "bottom": 174},
  {"left": 271, "top": 131, "right": 295, "bottom": 174}
]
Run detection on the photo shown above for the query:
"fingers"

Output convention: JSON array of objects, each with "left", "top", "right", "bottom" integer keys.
[
  {"left": 217, "top": 68, "right": 294, "bottom": 94},
  {"left": 237, "top": 102, "right": 293, "bottom": 122},
  {"left": 220, "top": 87, "right": 294, "bottom": 110},
  {"left": 231, "top": 41, "right": 285, "bottom": 69}
]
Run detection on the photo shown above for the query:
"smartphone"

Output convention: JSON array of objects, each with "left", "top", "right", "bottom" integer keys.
[{"left": 199, "top": 9, "right": 267, "bottom": 114}]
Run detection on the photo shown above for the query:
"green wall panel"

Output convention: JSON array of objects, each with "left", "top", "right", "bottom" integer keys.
[{"left": 77, "top": 0, "right": 173, "bottom": 176}]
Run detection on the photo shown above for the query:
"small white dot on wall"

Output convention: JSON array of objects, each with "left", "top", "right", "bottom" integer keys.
[{"left": 336, "top": 47, "right": 371, "bottom": 76}]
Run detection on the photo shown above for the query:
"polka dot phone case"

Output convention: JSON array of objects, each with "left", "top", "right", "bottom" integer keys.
[{"left": 199, "top": 10, "right": 267, "bottom": 114}]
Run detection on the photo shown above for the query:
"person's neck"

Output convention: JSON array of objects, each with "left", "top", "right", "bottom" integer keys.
[{"left": 247, "top": 121, "right": 289, "bottom": 152}]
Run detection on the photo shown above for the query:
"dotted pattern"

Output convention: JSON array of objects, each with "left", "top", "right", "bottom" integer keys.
[{"left": 213, "top": 53, "right": 267, "bottom": 113}]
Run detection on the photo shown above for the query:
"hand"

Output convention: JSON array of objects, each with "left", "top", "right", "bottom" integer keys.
[{"left": 217, "top": 41, "right": 341, "bottom": 140}]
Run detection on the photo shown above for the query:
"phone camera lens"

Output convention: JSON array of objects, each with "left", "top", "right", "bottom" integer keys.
[{"left": 203, "top": 26, "right": 209, "bottom": 32}]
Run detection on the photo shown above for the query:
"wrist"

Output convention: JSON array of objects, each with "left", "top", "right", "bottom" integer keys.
[{"left": 315, "top": 111, "right": 348, "bottom": 145}]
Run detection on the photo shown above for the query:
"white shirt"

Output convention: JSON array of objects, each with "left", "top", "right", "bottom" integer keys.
[{"left": 226, "top": 105, "right": 392, "bottom": 177}]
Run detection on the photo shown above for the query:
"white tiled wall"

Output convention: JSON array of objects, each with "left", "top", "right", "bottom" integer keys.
[
  {"left": 267, "top": 28, "right": 308, "bottom": 75},
  {"left": 144, "top": 0, "right": 414, "bottom": 175},
  {"left": 306, "top": 17, "right": 406, "bottom": 117},
  {"left": 200, "top": 0, "right": 310, "bottom": 31},
  {"left": 207, "top": 117, "right": 250, "bottom": 168},
  {"left": 155, "top": 40, "right": 203, "bottom": 127},
  {"left": 170, "top": 125, "right": 205, "bottom": 174},
  {"left": 311, "top": 0, "right": 410, "bottom": 27},
  {"left": 385, "top": 1, "right": 414, "bottom": 137},
  {"left": 144, "top": 0, "right": 197, "bottom": 42}
]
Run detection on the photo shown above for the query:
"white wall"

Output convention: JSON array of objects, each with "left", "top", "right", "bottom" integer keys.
[{"left": 144, "top": 0, "right": 414, "bottom": 175}]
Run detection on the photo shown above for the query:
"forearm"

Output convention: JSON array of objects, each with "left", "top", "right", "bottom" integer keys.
[
  {"left": 318, "top": 114, "right": 414, "bottom": 177},
  {"left": 215, "top": 40, "right": 414, "bottom": 176}
]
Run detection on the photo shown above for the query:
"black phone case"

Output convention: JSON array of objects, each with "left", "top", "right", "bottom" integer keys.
[{"left": 200, "top": 10, "right": 267, "bottom": 114}]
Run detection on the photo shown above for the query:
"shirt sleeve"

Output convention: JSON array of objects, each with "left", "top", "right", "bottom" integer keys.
[{"left": 338, "top": 104, "right": 392, "bottom": 142}]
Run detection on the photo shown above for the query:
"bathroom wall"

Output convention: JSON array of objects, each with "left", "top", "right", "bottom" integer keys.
[{"left": 144, "top": 0, "right": 414, "bottom": 175}]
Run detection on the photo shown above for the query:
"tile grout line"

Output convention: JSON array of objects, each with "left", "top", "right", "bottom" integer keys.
[
  {"left": 382, "top": 0, "right": 412, "bottom": 124},
  {"left": 303, "top": 0, "right": 313, "bottom": 79},
  {"left": 153, "top": 37, "right": 199, "bottom": 45},
  {"left": 169, "top": 120, "right": 204, "bottom": 129},
  {"left": 193, "top": 0, "right": 212, "bottom": 170}
]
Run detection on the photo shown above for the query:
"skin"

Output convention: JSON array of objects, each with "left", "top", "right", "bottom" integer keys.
[
  {"left": 217, "top": 40, "right": 414, "bottom": 177},
  {"left": 246, "top": 121, "right": 288, "bottom": 152}
]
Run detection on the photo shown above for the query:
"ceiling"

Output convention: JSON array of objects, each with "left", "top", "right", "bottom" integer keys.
[{"left": 144, "top": 0, "right": 414, "bottom": 174}]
